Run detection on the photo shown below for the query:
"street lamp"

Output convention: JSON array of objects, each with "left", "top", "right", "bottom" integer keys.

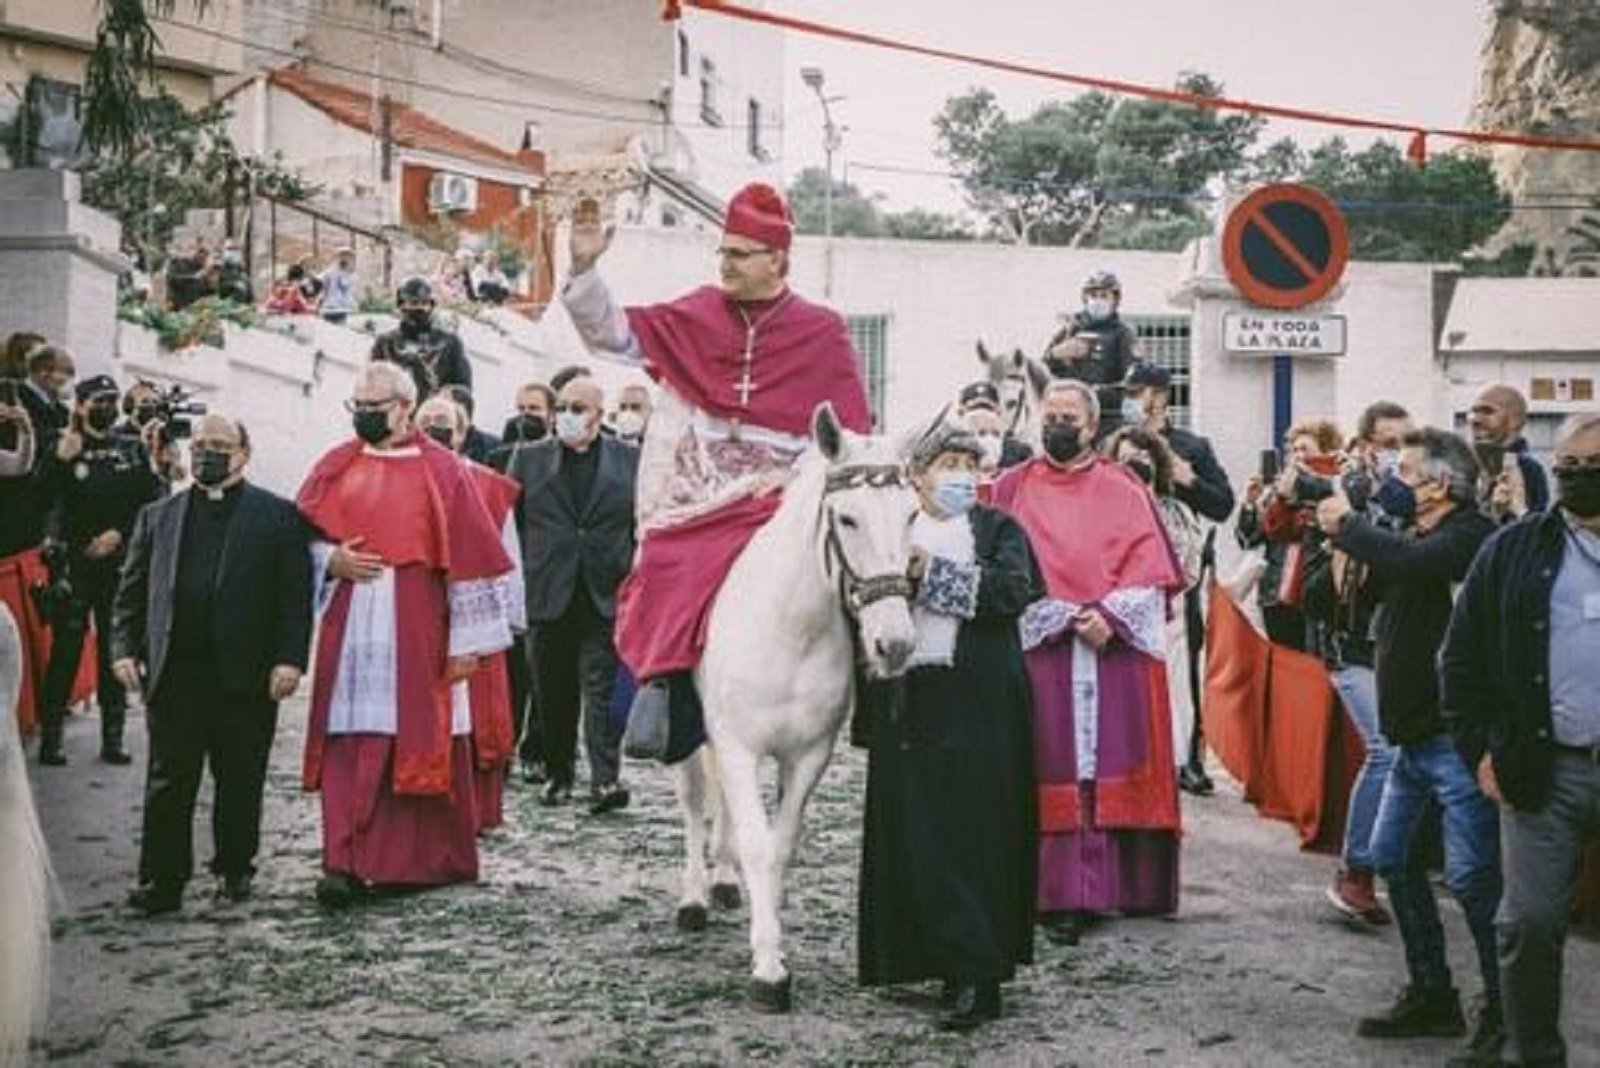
[{"left": 800, "top": 65, "right": 843, "bottom": 296}]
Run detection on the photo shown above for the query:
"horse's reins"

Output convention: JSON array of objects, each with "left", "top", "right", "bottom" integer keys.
[{"left": 819, "top": 463, "right": 914, "bottom": 617}]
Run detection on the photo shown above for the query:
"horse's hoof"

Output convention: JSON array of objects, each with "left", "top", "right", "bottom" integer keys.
[
  {"left": 748, "top": 975, "right": 792, "bottom": 1014},
  {"left": 676, "top": 903, "right": 709, "bottom": 932},
  {"left": 710, "top": 883, "right": 742, "bottom": 910}
]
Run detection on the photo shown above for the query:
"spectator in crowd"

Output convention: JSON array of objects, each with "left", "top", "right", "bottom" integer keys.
[
  {"left": 994, "top": 379, "right": 1186, "bottom": 947},
  {"left": 856, "top": 418, "right": 1039, "bottom": 1032},
  {"left": 433, "top": 250, "right": 474, "bottom": 304},
  {"left": 214, "top": 241, "right": 252, "bottom": 304},
  {"left": 505, "top": 375, "right": 638, "bottom": 813},
  {"left": 1308, "top": 400, "right": 1411, "bottom": 928},
  {"left": 1120, "top": 363, "right": 1235, "bottom": 795},
  {"left": 1315, "top": 428, "right": 1501, "bottom": 1061},
  {"left": 115, "top": 381, "right": 185, "bottom": 486},
  {"left": 959, "top": 380, "right": 1031, "bottom": 469},
  {"left": 498, "top": 382, "right": 555, "bottom": 452},
  {"left": 414, "top": 395, "right": 525, "bottom": 834},
  {"left": 0, "top": 397, "right": 31, "bottom": 480},
  {"left": 265, "top": 264, "right": 316, "bottom": 316},
  {"left": 295, "top": 362, "right": 514, "bottom": 908},
  {"left": 37, "top": 373, "right": 166, "bottom": 765},
  {"left": 370, "top": 276, "right": 472, "bottom": 400},
  {"left": 1040, "top": 270, "right": 1143, "bottom": 438},
  {"left": 111, "top": 414, "right": 312, "bottom": 915},
  {"left": 612, "top": 384, "right": 652, "bottom": 446},
  {"left": 441, "top": 385, "right": 500, "bottom": 466},
  {"left": 1103, "top": 425, "right": 1207, "bottom": 791},
  {"left": 1442, "top": 411, "right": 1600, "bottom": 1068},
  {"left": 549, "top": 364, "right": 591, "bottom": 396},
  {"left": 471, "top": 250, "right": 513, "bottom": 306},
  {"left": 164, "top": 239, "right": 213, "bottom": 311},
  {"left": 319, "top": 247, "right": 358, "bottom": 324},
  {"left": 961, "top": 402, "right": 1008, "bottom": 485},
  {"left": 16, "top": 343, "right": 72, "bottom": 445},
  {"left": 2, "top": 331, "right": 46, "bottom": 382},
  {"left": 295, "top": 255, "right": 325, "bottom": 309},
  {"left": 1235, "top": 418, "right": 1344, "bottom": 651},
  {"left": 1468, "top": 384, "right": 1550, "bottom": 523}
]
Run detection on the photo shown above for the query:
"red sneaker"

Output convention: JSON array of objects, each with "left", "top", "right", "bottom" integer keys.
[{"left": 1326, "top": 867, "right": 1392, "bottom": 926}]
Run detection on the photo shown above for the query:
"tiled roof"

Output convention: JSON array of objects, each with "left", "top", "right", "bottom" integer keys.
[{"left": 267, "top": 67, "right": 538, "bottom": 176}]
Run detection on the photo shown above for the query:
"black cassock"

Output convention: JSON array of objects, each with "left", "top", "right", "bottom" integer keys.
[{"left": 856, "top": 505, "right": 1040, "bottom": 988}]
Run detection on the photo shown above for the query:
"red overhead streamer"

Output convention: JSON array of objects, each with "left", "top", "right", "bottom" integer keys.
[{"left": 665, "top": 0, "right": 1600, "bottom": 156}]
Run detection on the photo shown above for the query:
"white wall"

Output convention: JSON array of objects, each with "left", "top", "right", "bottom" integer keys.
[{"left": 671, "top": 7, "right": 786, "bottom": 200}]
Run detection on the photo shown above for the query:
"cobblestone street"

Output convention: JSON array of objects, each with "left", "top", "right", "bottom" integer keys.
[{"left": 31, "top": 702, "right": 1600, "bottom": 1066}]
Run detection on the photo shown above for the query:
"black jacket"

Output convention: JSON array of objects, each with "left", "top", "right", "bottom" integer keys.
[
  {"left": 1332, "top": 504, "right": 1495, "bottom": 746},
  {"left": 111, "top": 483, "right": 313, "bottom": 700},
  {"left": 370, "top": 324, "right": 471, "bottom": 400},
  {"left": 507, "top": 436, "right": 638, "bottom": 623},
  {"left": 463, "top": 426, "right": 501, "bottom": 467},
  {"left": 1440, "top": 509, "right": 1573, "bottom": 810},
  {"left": 1161, "top": 424, "right": 1234, "bottom": 522}
]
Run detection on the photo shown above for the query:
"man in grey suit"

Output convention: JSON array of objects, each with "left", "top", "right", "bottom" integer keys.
[
  {"left": 506, "top": 375, "right": 638, "bottom": 813},
  {"left": 111, "top": 414, "right": 313, "bottom": 914}
]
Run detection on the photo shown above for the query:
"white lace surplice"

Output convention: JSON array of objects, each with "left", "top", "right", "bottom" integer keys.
[
  {"left": 1019, "top": 586, "right": 1167, "bottom": 781},
  {"left": 562, "top": 269, "right": 810, "bottom": 531}
]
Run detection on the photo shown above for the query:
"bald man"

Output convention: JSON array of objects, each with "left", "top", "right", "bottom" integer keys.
[
  {"left": 504, "top": 375, "right": 639, "bottom": 812},
  {"left": 1469, "top": 384, "right": 1550, "bottom": 520},
  {"left": 111, "top": 413, "right": 314, "bottom": 915}
]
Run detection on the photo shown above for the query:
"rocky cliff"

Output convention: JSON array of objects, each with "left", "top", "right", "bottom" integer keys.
[{"left": 1472, "top": 0, "right": 1600, "bottom": 273}]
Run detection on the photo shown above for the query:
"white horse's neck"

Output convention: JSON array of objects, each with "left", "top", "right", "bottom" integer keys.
[{"left": 739, "top": 456, "right": 838, "bottom": 628}]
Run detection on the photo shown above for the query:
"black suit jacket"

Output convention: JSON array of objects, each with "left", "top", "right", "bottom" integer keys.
[
  {"left": 508, "top": 436, "right": 638, "bottom": 623},
  {"left": 111, "top": 482, "right": 314, "bottom": 700}
]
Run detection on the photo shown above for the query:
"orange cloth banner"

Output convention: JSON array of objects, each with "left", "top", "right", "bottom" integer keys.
[{"left": 1204, "top": 584, "right": 1362, "bottom": 853}]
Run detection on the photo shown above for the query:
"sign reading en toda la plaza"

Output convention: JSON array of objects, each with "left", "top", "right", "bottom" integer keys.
[{"left": 1222, "top": 312, "right": 1347, "bottom": 356}]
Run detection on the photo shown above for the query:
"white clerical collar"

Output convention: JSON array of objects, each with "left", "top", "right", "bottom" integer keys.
[{"left": 362, "top": 443, "right": 421, "bottom": 457}]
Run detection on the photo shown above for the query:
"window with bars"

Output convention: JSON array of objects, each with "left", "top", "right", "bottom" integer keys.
[
  {"left": 1125, "top": 315, "right": 1193, "bottom": 430},
  {"left": 848, "top": 314, "right": 889, "bottom": 430}
]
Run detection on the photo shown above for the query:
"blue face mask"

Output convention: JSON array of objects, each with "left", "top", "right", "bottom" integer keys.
[
  {"left": 1375, "top": 475, "right": 1417, "bottom": 525},
  {"left": 1120, "top": 397, "right": 1146, "bottom": 426},
  {"left": 931, "top": 472, "right": 978, "bottom": 516},
  {"left": 555, "top": 411, "right": 589, "bottom": 444}
]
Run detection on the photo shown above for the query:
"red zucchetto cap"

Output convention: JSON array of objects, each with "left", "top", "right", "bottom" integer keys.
[{"left": 723, "top": 183, "right": 793, "bottom": 251}]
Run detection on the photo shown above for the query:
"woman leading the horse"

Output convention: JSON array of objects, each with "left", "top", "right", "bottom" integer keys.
[{"left": 855, "top": 418, "right": 1041, "bottom": 1032}]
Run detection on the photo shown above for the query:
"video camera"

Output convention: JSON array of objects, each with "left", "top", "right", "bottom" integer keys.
[{"left": 144, "top": 383, "right": 207, "bottom": 442}]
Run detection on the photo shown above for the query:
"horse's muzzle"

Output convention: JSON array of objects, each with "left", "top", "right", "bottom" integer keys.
[{"left": 873, "top": 635, "right": 915, "bottom": 677}]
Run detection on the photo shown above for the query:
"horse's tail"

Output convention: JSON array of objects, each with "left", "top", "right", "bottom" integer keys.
[{"left": 0, "top": 604, "right": 52, "bottom": 1065}]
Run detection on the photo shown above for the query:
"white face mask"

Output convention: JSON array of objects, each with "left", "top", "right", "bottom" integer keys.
[
  {"left": 976, "top": 434, "right": 1003, "bottom": 471},
  {"left": 555, "top": 411, "right": 589, "bottom": 445},
  {"left": 1084, "top": 297, "right": 1113, "bottom": 321},
  {"left": 615, "top": 411, "right": 646, "bottom": 438}
]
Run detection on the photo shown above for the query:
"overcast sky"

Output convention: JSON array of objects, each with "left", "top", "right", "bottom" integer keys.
[{"left": 776, "top": 1, "right": 1495, "bottom": 214}]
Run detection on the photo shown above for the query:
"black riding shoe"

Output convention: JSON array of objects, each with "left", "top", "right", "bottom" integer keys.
[
  {"left": 938, "top": 982, "right": 1000, "bottom": 1032},
  {"left": 39, "top": 739, "right": 67, "bottom": 766},
  {"left": 1357, "top": 985, "right": 1466, "bottom": 1039},
  {"left": 100, "top": 745, "right": 132, "bottom": 766},
  {"left": 1178, "top": 763, "right": 1215, "bottom": 796},
  {"left": 127, "top": 883, "right": 183, "bottom": 917}
]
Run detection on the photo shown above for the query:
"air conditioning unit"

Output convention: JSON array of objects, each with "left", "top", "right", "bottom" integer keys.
[{"left": 427, "top": 173, "right": 479, "bottom": 214}]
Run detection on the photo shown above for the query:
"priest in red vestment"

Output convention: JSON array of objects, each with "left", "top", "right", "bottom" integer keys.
[
  {"left": 993, "top": 379, "right": 1186, "bottom": 947},
  {"left": 297, "top": 363, "right": 513, "bottom": 906},
  {"left": 415, "top": 395, "right": 525, "bottom": 834},
  {"left": 560, "top": 184, "right": 870, "bottom": 761}
]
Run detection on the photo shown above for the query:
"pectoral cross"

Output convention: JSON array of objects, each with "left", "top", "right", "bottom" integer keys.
[{"left": 736, "top": 324, "right": 758, "bottom": 409}]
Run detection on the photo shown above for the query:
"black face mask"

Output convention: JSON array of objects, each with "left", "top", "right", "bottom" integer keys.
[
  {"left": 517, "top": 414, "right": 548, "bottom": 441},
  {"left": 1556, "top": 467, "right": 1600, "bottom": 519},
  {"left": 85, "top": 406, "right": 118, "bottom": 433},
  {"left": 423, "top": 425, "right": 456, "bottom": 450},
  {"left": 1125, "top": 458, "right": 1154, "bottom": 486},
  {"left": 353, "top": 409, "right": 392, "bottom": 445},
  {"left": 1042, "top": 423, "right": 1085, "bottom": 464},
  {"left": 400, "top": 310, "right": 432, "bottom": 336},
  {"left": 192, "top": 449, "right": 233, "bottom": 487}
]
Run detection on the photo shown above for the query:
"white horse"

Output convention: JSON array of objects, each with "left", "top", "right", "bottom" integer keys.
[
  {"left": 976, "top": 341, "right": 1050, "bottom": 445},
  {"left": 673, "top": 403, "right": 918, "bottom": 1012},
  {"left": 0, "top": 604, "right": 51, "bottom": 1065}
]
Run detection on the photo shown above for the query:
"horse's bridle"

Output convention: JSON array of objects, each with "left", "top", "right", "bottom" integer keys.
[{"left": 819, "top": 463, "right": 914, "bottom": 617}]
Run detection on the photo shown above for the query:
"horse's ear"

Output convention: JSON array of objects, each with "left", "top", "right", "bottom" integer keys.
[
  {"left": 975, "top": 340, "right": 991, "bottom": 365},
  {"left": 1007, "top": 349, "right": 1024, "bottom": 369},
  {"left": 1025, "top": 355, "right": 1051, "bottom": 394},
  {"left": 812, "top": 401, "right": 845, "bottom": 461}
]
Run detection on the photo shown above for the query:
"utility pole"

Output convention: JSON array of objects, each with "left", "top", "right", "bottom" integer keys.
[{"left": 800, "top": 66, "right": 843, "bottom": 299}]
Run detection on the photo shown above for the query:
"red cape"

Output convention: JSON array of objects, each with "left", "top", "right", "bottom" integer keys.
[
  {"left": 625, "top": 285, "right": 872, "bottom": 435},
  {"left": 297, "top": 433, "right": 510, "bottom": 581},
  {"left": 993, "top": 455, "right": 1183, "bottom": 603}
]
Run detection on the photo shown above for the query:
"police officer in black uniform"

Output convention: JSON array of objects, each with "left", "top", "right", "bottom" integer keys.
[
  {"left": 370, "top": 276, "right": 472, "bottom": 401},
  {"left": 36, "top": 374, "right": 166, "bottom": 765},
  {"left": 1041, "top": 269, "right": 1143, "bottom": 439}
]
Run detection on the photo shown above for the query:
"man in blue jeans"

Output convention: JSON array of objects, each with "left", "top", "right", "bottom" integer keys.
[{"left": 1317, "top": 427, "right": 1500, "bottom": 1064}]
